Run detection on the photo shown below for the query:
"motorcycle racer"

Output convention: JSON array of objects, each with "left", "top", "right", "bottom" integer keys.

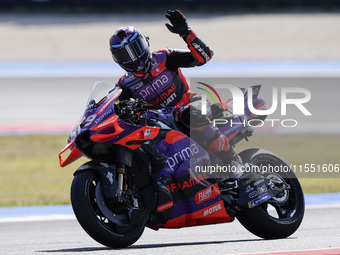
[{"left": 109, "top": 10, "right": 242, "bottom": 179}]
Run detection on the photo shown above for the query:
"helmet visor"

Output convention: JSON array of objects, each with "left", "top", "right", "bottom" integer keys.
[{"left": 111, "top": 35, "right": 149, "bottom": 64}]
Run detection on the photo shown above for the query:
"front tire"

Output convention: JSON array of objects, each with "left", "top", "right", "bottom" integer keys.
[
  {"left": 236, "top": 149, "right": 304, "bottom": 239},
  {"left": 71, "top": 170, "right": 145, "bottom": 248}
]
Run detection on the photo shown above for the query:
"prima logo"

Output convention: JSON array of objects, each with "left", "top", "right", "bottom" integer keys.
[
  {"left": 152, "top": 74, "right": 169, "bottom": 89},
  {"left": 166, "top": 143, "right": 200, "bottom": 171},
  {"left": 138, "top": 74, "right": 170, "bottom": 100}
]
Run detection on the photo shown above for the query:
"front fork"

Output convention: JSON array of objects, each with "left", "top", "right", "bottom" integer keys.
[
  {"left": 114, "top": 146, "right": 133, "bottom": 200},
  {"left": 92, "top": 146, "right": 133, "bottom": 200},
  {"left": 114, "top": 149, "right": 145, "bottom": 224},
  {"left": 117, "top": 163, "right": 126, "bottom": 199},
  {"left": 116, "top": 163, "right": 139, "bottom": 209}
]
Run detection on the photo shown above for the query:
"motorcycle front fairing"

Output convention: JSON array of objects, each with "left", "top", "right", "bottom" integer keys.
[{"left": 59, "top": 82, "right": 123, "bottom": 167}]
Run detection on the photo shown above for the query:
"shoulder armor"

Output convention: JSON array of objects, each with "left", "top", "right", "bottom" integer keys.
[{"left": 118, "top": 72, "right": 141, "bottom": 88}]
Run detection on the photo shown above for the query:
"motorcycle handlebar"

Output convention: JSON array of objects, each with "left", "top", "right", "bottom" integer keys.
[
  {"left": 119, "top": 99, "right": 163, "bottom": 111},
  {"left": 115, "top": 99, "right": 165, "bottom": 125}
]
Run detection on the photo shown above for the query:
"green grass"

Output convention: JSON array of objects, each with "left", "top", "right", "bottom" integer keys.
[
  {"left": 0, "top": 134, "right": 339, "bottom": 207},
  {"left": 0, "top": 135, "right": 87, "bottom": 207}
]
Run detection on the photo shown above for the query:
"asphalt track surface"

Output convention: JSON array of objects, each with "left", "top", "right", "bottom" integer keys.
[{"left": 0, "top": 205, "right": 339, "bottom": 255}]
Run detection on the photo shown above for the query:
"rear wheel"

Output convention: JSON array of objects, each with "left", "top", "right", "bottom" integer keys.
[
  {"left": 71, "top": 170, "right": 145, "bottom": 248},
  {"left": 236, "top": 149, "right": 304, "bottom": 239}
]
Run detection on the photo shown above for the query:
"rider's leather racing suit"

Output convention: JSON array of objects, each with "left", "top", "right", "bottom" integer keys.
[{"left": 117, "top": 29, "right": 237, "bottom": 172}]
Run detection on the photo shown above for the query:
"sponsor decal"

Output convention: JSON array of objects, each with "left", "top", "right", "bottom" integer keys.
[
  {"left": 131, "top": 81, "right": 144, "bottom": 92},
  {"left": 97, "top": 90, "right": 120, "bottom": 115},
  {"left": 143, "top": 129, "right": 152, "bottom": 138},
  {"left": 156, "top": 201, "right": 174, "bottom": 212},
  {"left": 93, "top": 108, "right": 112, "bottom": 125},
  {"left": 149, "top": 84, "right": 177, "bottom": 107},
  {"left": 203, "top": 203, "right": 222, "bottom": 217},
  {"left": 93, "top": 115, "right": 115, "bottom": 130},
  {"left": 254, "top": 179, "right": 265, "bottom": 186},
  {"left": 105, "top": 171, "right": 114, "bottom": 185},
  {"left": 249, "top": 190, "right": 259, "bottom": 199},
  {"left": 245, "top": 185, "right": 254, "bottom": 193},
  {"left": 137, "top": 85, "right": 155, "bottom": 101},
  {"left": 166, "top": 143, "right": 200, "bottom": 171},
  {"left": 160, "top": 92, "right": 177, "bottom": 107},
  {"left": 151, "top": 57, "right": 160, "bottom": 67},
  {"left": 138, "top": 74, "right": 170, "bottom": 101},
  {"left": 167, "top": 173, "right": 209, "bottom": 193},
  {"left": 242, "top": 177, "right": 255, "bottom": 186},
  {"left": 248, "top": 193, "right": 271, "bottom": 208},
  {"left": 123, "top": 73, "right": 136, "bottom": 83},
  {"left": 192, "top": 42, "right": 211, "bottom": 62},
  {"left": 257, "top": 185, "right": 268, "bottom": 194},
  {"left": 195, "top": 183, "right": 220, "bottom": 204},
  {"left": 152, "top": 74, "right": 169, "bottom": 89}
]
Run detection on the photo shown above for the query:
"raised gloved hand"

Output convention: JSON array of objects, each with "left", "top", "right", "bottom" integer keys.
[{"left": 165, "top": 9, "right": 190, "bottom": 36}]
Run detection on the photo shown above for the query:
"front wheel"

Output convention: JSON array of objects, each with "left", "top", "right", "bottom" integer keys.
[
  {"left": 71, "top": 170, "right": 145, "bottom": 248},
  {"left": 236, "top": 149, "right": 305, "bottom": 239}
]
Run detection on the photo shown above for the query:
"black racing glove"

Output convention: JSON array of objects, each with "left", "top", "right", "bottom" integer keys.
[{"left": 165, "top": 9, "right": 190, "bottom": 36}]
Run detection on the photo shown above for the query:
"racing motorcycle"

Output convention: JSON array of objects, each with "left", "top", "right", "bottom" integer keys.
[{"left": 59, "top": 81, "right": 304, "bottom": 248}]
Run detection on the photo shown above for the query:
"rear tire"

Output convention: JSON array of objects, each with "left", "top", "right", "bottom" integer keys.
[
  {"left": 236, "top": 149, "right": 304, "bottom": 239},
  {"left": 71, "top": 170, "right": 145, "bottom": 248}
]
